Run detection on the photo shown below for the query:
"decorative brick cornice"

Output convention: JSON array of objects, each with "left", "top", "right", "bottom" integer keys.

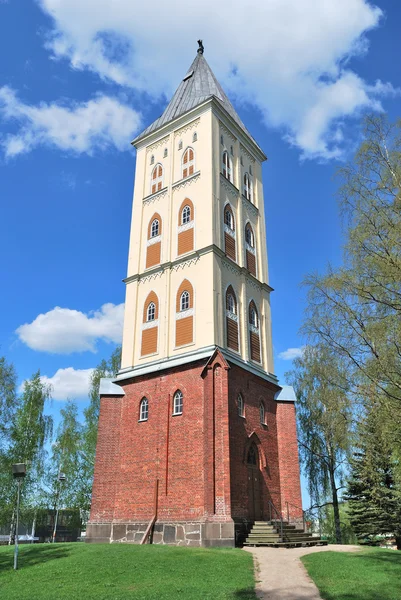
[
  {"left": 147, "top": 135, "right": 170, "bottom": 152},
  {"left": 220, "top": 123, "right": 236, "bottom": 144},
  {"left": 242, "top": 196, "right": 259, "bottom": 217},
  {"left": 143, "top": 187, "right": 168, "bottom": 205},
  {"left": 220, "top": 173, "right": 239, "bottom": 198},
  {"left": 174, "top": 118, "right": 200, "bottom": 138},
  {"left": 171, "top": 256, "right": 200, "bottom": 271},
  {"left": 172, "top": 171, "right": 200, "bottom": 192},
  {"left": 240, "top": 144, "right": 256, "bottom": 165}
]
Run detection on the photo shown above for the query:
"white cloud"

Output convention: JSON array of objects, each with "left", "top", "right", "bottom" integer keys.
[
  {"left": 19, "top": 367, "right": 94, "bottom": 401},
  {"left": 35, "top": 0, "right": 398, "bottom": 159},
  {"left": 0, "top": 87, "right": 141, "bottom": 158},
  {"left": 16, "top": 303, "right": 124, "bottom": 354},
  {"left": 278, "top": 346, "right": 305, "bottom": 360}
]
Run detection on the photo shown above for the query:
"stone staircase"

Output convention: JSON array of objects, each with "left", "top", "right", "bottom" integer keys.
[{"left": 243, "top": 520, "right": 328, "bottom": 548}]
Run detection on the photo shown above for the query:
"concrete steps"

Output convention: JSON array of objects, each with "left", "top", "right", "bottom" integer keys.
[{"left": 243, "top": 520, "right": 328, "bottom": 548}]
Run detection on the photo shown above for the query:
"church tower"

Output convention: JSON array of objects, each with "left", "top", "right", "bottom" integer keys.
[{"left": 86, "top": 42, "right": 302, "bottom": 547}]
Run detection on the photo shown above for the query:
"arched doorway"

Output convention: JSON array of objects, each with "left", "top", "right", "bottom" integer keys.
[{"left": 247, "top": 444, "right": 262, "bottom": 520}]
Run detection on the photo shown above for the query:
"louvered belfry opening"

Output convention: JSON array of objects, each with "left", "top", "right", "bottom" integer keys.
[
  {"left": 175, "top": 279, "right": 194, "bottom": 347},
  {"left": 224, "top": 205, "right": 236, "bottom": 262},
  {"left": 146, "top": 213, "right": 162, "bottom": 268},
  {"left": 177, "top": 198, "right": 194, "bottom": 256},
  {"left": 249, "top": 301, "right": 261, "bottom": 362},
  {"left": 141, "top": 291, "right": 159, "bottom": 356},
  {"left": 226, "top": 286, "right": 239, "bottom": 352},
  {"left": 245, "top": 223, "right": 256, "bottom": 276}
]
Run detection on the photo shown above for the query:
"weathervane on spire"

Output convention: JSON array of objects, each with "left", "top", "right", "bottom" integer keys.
[{"left": 197, "top": 40, "right": 204, "bottom": 55}]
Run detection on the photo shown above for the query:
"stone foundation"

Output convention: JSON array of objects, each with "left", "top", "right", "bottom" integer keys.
[{"left": 86, "top": 520, "right": 235, "bottom": 547}]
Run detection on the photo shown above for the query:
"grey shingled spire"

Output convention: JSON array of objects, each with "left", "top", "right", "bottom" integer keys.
[{"left": 133, "top": 45, "right": 262, "bottom": 153}]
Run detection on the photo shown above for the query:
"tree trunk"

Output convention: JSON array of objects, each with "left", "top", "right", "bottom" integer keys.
[
  {"left": 8, "top": 507, "right": 16, "bottom": 545},
  {"left": 329, "top": 466, "right": 342, "bottom": 544},
  {"left": 395, "top": 536, "right": 401, "bottom": 550}
]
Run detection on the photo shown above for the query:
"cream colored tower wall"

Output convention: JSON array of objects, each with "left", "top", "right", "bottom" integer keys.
[
  {"left": 121, "top": 98, "right": 274, "bottom": 378},
  {"left": 122, "top": 107, "right": 216, "bottom": 369}
]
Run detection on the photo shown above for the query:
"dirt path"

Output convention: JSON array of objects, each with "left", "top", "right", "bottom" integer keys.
[{"left": 244, "top": 544, "right": 361, "bottom": 600}]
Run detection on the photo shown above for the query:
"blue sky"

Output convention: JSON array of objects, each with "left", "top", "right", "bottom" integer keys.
[{"left": 1, "top": 1, "right": 400, "bottom": 500}]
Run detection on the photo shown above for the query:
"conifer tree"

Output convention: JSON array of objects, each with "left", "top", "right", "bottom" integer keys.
[{"left": 346, "top": 401, "right": 401, "bottom": 549}]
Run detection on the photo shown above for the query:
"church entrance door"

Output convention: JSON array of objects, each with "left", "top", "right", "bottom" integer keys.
[{"left": 247, "top": 444, "right": 262, "bottom": 521}]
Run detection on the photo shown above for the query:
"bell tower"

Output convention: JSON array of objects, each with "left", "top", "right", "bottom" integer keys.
[{"left": 86, "top": 43, "right": 303, "bottom": 547}]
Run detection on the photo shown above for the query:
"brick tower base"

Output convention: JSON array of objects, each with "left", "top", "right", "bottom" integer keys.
[{"left": 86, "top": 349, "right": 302, "bottom": 546}]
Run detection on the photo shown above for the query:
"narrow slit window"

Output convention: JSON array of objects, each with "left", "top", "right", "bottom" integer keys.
[
  {"left": 139, "top": 398, "right": 149, "bottom": 421},
  {"left": 237, "top": 394, "right": 244, "bottom": 417},
  {"left": 182, "top": 205, "right": 191, "bottom": 224},
  {"left": 151, "top": 219, "right": 159, "bottom": 238},
  {"left": 222, "top": 151, "right": 232, "bottom": 182},
  {"left": 180, "top": 291, "right": 190, "bottom": 311},
  {"left": 260, "top": 403, "right": 265, "bottom": 425},
  {"left": 173, "top": 390, "right": 183, "bottom": 415}
]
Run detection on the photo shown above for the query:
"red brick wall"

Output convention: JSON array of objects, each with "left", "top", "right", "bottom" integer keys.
[
  {"left": 89, "top": 353, "right": 302, "bottom": 528},
  {"left": 90, "top": 356, "right": 232, "bottom": 524},
  {"left": 227, "top": 364, "right": 282, "bottom": 520},
  {"left": 276, "top": 401, "right": 303, "bottom": 520}
]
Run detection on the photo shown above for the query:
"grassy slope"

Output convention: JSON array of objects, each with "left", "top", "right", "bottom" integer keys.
[
  {"left": 302, "top": 548, "right": 401, "bottom": 600},
  {"left": 0, "top": 543, "right": 256, "bottom": 600}
]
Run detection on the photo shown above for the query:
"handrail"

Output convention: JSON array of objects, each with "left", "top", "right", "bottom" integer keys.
[
  {"left": 267, "top": 500, "right": 283, "bottom": 542},
  {"left": 285, "top": 500, "right": 306, "bottom": 530}
]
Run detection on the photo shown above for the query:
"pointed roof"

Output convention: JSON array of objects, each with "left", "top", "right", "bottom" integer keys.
[{"left": 133, "top": 47, "right": 263, "bottom": 154}]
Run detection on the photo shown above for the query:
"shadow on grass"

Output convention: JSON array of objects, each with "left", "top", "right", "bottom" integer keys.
[
  {"left": 232, "top": 588, "right": 257, "bottom": 599},
  {"left": 0, "top": 544, "right": 72, "bottom": 572},
  {"left": 358, "top": 550, "right": 401, "bottom": 565}
]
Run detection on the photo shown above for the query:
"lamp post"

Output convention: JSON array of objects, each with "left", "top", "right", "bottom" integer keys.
[
  {"left": 12, "top": 463, "right": 26, "bottom": 570},
  {"left": 52, "top": 472, "right": 66, "bottom": 543}
]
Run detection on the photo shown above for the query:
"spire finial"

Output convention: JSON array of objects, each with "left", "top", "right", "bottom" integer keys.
[{"left": 197, "top": 39, "right": 204, "bottom": 55}]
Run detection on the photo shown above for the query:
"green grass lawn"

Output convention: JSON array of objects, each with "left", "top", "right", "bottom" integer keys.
[
  {"left": 302, "top": 548, "right": 401, "bottom": 600},
  {"left": 0, "top": 542, "right": 256, "bottom": 600}
]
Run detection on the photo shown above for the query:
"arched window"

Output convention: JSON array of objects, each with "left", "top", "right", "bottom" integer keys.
[
  {"left": 178, "top": 139, "right": 183, "bottom": 150},
  {"left": 220, "top": 134, "right": 224, "bottom": 145},
  {"left": 192, "top": 132, "right": 197, "bottom": 142},
  {"left": 182, "top": 147, "right": 195, "bottom": 179},
  {"left": 151, "top": 163, "right": 163, "bottom": 194},
  {"left": 182, "top": 205, "right": 191, "bottom": 225},
  {"left": 249, "top": 305, "right": 258, "bottom": 328},
  {"left": 176, "top": 279, "right": 194, "bottom": 347},
  {"left": 245, "top": 224, "right": 256, "bottom": 276},
  {"left": 150, "top": 155, "right": 154, "bottom": 165},
  {"left": 244, "top": 173, "right": 252, "bottom": 202},
  {"left": 151, "top": 219, "right": 159, "bottom": 238},
  {"left": 230, "top": 145, "right": 234, "bottom": 156},
  {"left": 260, "top": 402, "right": 265, "bottom": 425},
  {"left": 146, "top": 302, "right": 156, "bottom": 322},
  {"left": 247, "top": 444, "right": 258, "bottom": 466},
  {"left": 226, "top": 286, "right": 239, "bottom": 352},
  {"left": 245, "top": 224, "right": 254, "bottom": 248},
  {"left": 249, "top": 302, "right": 261, "bottom": 363},
  {"left": 227, "top": 293, "right": 236, "bottom": 314},
  {"left": 180, "top": 290, "right": 190, "bottom": 311},
  {"left": 139, "top": 397, "right": 149, "bottom": 421},
  {"left": 163, "top": 148, "right": 168, "bottom": 158},
  {"left": 141, "top": 292, "right": 159, "bottom": 356},
  {"left": 222, "top": 151, "right": 232, "bottom": 182},
  {"left": 224, "top": 206, "right": 234, "bottom": 231},
  {"left": 173, "top": 390, "right": 183, "bottom": 415},
  {"left": 237, "top": 394, "right": 244, "bottom": 417}
]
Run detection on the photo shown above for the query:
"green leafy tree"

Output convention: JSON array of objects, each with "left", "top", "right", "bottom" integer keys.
[
  {"left": 286, "top": 344, "right": 353, "bottom": 543},
  {"left": 303, "top": 115, "right": 401, "bottom": 426},
  {"left": 6, "top": 371, "right": 52, "bottom": 539},
  {"left": 0, "top": 355, "right": 18, "bottom": 526},
  {"left": 346, "top": 400, "right": 401, "bottom": 549}
]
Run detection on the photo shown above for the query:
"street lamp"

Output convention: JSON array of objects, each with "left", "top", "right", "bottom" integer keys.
[
  {"left": 52, "top": 472, "right": 66, "bottom": 543},
  {"left": 12, "top": 463, "right": 26, "bottom": 570}
]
